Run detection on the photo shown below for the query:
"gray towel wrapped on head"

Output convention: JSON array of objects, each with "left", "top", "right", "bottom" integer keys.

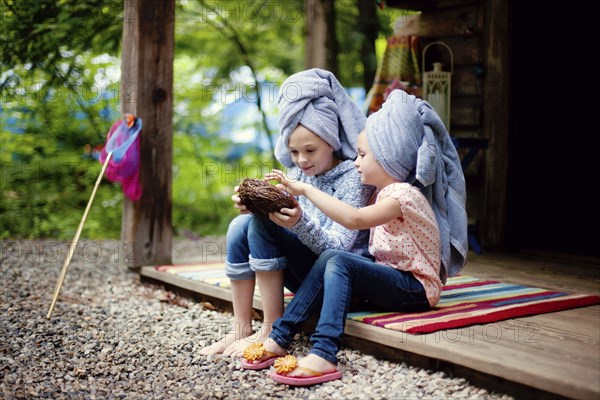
[
  {"left": 275, "top": 68, "right": 366, "bottom": 167},
  {"left": 365, "top": 89, "right": 468, "bottom": 281}
]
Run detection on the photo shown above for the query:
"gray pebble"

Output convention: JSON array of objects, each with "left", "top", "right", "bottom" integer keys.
[{"left": 0, "top": 239, "right": 513, "bottom": 399}]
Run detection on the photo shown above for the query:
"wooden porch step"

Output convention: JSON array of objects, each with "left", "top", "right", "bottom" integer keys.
[{"left": 139, "top": 254, "right": 600, "bottom": 399}]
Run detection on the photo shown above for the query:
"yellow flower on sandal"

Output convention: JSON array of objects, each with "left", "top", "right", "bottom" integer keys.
[
  {"left": 243, "top": 343, "right": 266, "bottom": 361},
  {"left": 274, "top": 354, "right": 298, "bottom": 374},
  {"left": 241, "top": 342, "right": 283, "bottom": 370}
]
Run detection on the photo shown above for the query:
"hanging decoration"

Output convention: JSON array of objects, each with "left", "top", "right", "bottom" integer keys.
[
  {"left": 422, "top": 41, "right": 453, "bottom": 131},
  {"left": 366, "top": 35, "right": 422, "bottom": 116}
]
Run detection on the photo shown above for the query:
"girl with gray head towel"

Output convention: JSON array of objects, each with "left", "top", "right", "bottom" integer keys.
[
  {"left": 243, "top": 89, "right": 467, "bottom": 386},
  {"left": 200, "top": 69, "right": 375, "bottom": 358}
]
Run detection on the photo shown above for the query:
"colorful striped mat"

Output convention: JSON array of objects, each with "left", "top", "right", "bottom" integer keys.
[
  {"left": 155, "top": 263, "right": 295, "bottom": 303},
  {"left": 154, "top": 263, "right": 600, "bottom": 334}
]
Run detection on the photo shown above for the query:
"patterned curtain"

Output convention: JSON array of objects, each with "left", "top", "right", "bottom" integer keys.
[{"left": 366, "top": 35, "right": 422, "bottom": 116}]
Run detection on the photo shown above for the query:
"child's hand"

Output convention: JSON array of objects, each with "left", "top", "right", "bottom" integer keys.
[
  {"left": 231, "top": 185, "right": 250, "bottom": 214},
  {"left": 265, "top": 169, "right": 308, "bottom": 197},
  {"left": 269, "top": 206, "right": 302, "bottom": 228}
]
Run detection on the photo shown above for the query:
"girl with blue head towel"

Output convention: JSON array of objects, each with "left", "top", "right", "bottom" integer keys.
[{"left": 200, "top": 69, "right": 375, "bottom": 357}]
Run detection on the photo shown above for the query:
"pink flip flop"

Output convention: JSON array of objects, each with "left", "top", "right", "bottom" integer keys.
[
  {"left": 269, "top": 366, "right": 343, "bottom": 386},
  {"left": 241, "top": 343, "right": 284, "bottom": 370},
  {"left": 268, "top": 355, "right": 343, "bottom": 386},
  {"left": 241, "top": 355, "right": 278, "bottom": 370}
]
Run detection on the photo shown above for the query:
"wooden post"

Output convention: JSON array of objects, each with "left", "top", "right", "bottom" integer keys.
[
  {"left": 120, "top": 0, "right": 174, "bottom": 267},
  {"left": 304, "top": 0, "right": 338, "bottom": 74},
  {"left": 480, "top": 0, "right": 509, "bottom": 250}
]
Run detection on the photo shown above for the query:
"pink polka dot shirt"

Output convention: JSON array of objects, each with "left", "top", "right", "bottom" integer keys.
[{"left": 368, "top": 183, "right": 442, "bottom": 306}]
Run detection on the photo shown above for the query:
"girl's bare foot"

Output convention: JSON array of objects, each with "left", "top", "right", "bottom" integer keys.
[
  {"left": 286, "top": 353, "right": 337, "bottom": 377},
  {"left": 199, "top": 328, "right": 253, "bottom": 356},
  {"left": 262, "top": 337, "right": 286, "bottom": 356},
  {"left": 242, "top": 337, "right": 287, "bottom": 366},
  {"left": 223, "top": 324, "right": 274, "bottom": 357}
]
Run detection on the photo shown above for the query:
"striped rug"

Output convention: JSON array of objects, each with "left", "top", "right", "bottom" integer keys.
[
  {"left": 153, "top": 263, "right": 600, "bottom": 334},
  {"left": 154, "top": 262, "right": 295, "bottom": 303},
  {"left": 348, "top": 275, "right": 600, "bottom": 333}
]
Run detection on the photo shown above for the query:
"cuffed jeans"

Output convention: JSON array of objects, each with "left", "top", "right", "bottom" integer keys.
[
  {"left": 269, "top": 249, "right": 430, "bottom": 364},
  {"left": 224, "top": 214, "right": 319, "bottom": 293}
]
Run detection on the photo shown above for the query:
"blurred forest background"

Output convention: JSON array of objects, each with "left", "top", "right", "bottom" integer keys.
[{"left": 1, "top": 0, "right": 408, "bottom": 239}]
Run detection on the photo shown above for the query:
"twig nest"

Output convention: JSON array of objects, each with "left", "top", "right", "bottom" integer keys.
[{"left": 238, "top": 178, "right": 298, "bottom": 215}]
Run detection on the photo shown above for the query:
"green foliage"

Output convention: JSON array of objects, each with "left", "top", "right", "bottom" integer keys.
[
  {"left": 1, "top": 0, "right": 409, "bottom": 239},
  {"left": 172, "top": 128, "right": 239, "bottom": 237},
  {"left": 175, "top": 1, "right": 304, "bottom": 79},
  {"left": 1, "top": 53, "right": 123, "bottom": 239},
  {"left": 1, "top": 0, "right": 123, "bottom": 89}
]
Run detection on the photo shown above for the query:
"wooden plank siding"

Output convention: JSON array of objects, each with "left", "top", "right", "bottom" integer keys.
[
  {"left": 393, "top": 0, "right": 491, "bottom": 247},
  {"left": 480, "top": 0, "right": 509, "bottom": 251},
  {"left": 391, "top": 0, "right": 515, "bottom": 252}
]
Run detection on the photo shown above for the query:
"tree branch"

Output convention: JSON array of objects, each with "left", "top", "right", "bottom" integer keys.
[{"left": 190, "top": 1, "right": 277, "bottom": 163}]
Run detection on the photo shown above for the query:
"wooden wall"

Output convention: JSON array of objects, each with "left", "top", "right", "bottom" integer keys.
[
  {"left": 392, "top": 0, "right": 509, "bottom": 251},
  {"left": 393, "top": 1, "right": 485, "bottom": 133}
]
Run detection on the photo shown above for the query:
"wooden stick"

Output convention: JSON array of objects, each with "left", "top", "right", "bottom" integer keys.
[{"left": 47, "top": 152, "right": 113, "bottom": 319}]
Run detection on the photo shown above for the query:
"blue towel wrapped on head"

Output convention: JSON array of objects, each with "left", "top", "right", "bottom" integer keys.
[
  {"left": 365, "top": 89, "right": 468, "bottom": 281},
  {"left": 275, "top": 68, "right": 366, "bottom": 167}
]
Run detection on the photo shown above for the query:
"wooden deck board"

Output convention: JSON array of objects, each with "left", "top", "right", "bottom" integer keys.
[{"left": 139, "top": 253, "right": 600, "bottom": 399}]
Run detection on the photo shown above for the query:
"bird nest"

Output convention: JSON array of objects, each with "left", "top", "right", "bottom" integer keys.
[{"left": 238, "top": 178, "right": 298, "bottom": 215}]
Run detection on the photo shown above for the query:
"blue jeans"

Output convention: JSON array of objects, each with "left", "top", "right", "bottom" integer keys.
[
  {"left": 224, "top": 214, "right": 318, "bottom": 293},
  {"left": 269, "top": 249, "right": 430, "bottom": 364}
]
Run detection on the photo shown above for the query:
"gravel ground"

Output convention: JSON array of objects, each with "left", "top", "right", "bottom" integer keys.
[{"left": 1, "top": 239, "right": 514, "bottom": 399}]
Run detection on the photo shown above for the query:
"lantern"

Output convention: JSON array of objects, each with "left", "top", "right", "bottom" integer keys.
[{"left": 422, "top": 42, "right": 453, "bottom": 131}]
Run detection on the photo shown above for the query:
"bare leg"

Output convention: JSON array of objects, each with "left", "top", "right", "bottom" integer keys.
[
  {"left": 224, "top": 270, "right": 284, "bottom": 357},
  {"left": 255, "top": 269, "right": 285, "bottom": 339},
  {"left": 199, "top": 279, "right": 255, "bottom": 355}
]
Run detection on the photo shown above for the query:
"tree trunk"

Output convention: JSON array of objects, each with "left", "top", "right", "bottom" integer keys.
[
  {"left": 304, "top": 0, "right": 338, "bottom": 74},
  {"left": 357, "top": 0, "right": 379, "bottom": 93},
  {"left": 120, "top": 0, "right": 174, "bottom": 267}
]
